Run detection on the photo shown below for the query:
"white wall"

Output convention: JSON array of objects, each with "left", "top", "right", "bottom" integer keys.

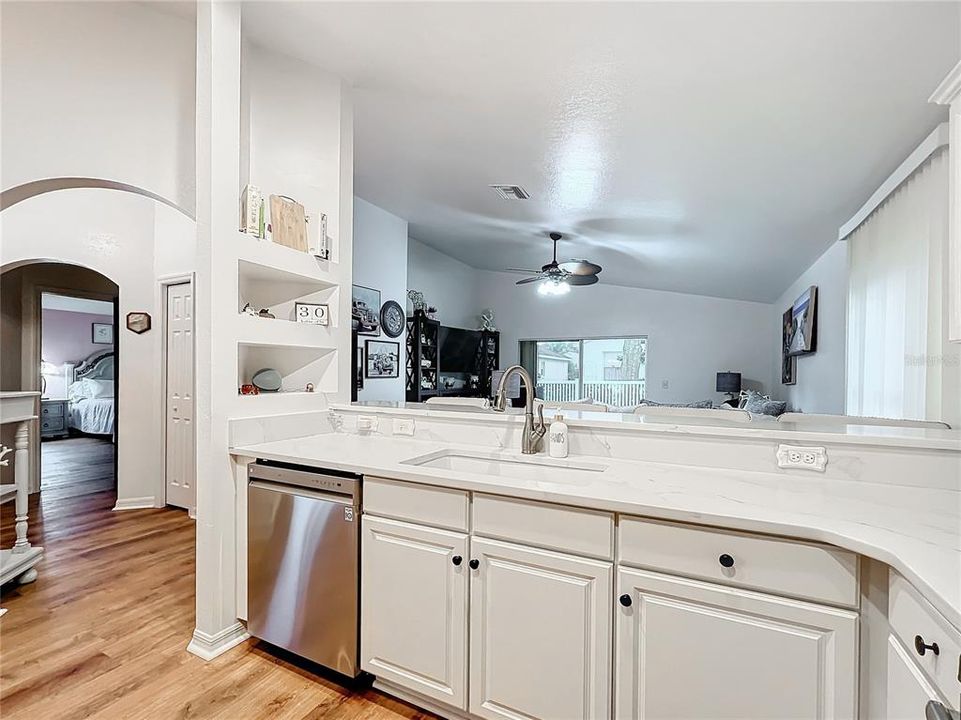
[
  {"left": 770, "top": 241, "right": 849, "bottom": 413},
  {"left": 242, "top": 42, "right": 348, "bottom": 260},
  {"left": 407, "top": 238, "right": 482, "bottom": 329},
  {"left": 353, "top": 197, "right": 408, "bottom": 402},
  {"left": 0, "top": 189, "right": 196, "bottom": 506},
  {"left": 475, "top": 270, "right": 776, "bottom": 403},
  {"left": 0, "top": 1, "right": 196, "bottom": 212}
]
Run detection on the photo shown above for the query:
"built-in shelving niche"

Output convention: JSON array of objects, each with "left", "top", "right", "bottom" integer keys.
[
  {"left": 237, "top": 258, "right": 339, "bottom": 326},
  {"left": 237, "top": 342, "right": 338, "bottom": 396}
]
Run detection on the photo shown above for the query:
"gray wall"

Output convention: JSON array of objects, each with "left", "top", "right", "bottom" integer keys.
[
  {"left": 770, "top": 241, "right": 849, "bottom": 413},
  {"left": 353, "top": 197, "right": 409, "bottom": 402}
]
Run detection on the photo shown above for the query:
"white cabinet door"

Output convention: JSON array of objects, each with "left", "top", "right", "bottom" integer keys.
[
  {"left": 361, "top": 515, "right": 469, "bottom": 710},
  {"left": 886, "top": 634, "right": 949, "bottom": 720},
  {"left": 616, "top": 567, "right": 858, "bottom": 720},
  {"left": 469, "top": 536, "right": 612, "bottom": 720}
]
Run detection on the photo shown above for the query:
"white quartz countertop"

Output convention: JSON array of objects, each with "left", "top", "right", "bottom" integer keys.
[{"left": 231, "top": 432, "right": 961, "bottom": 630}]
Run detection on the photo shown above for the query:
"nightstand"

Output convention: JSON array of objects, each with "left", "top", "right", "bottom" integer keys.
[{"left": 40, "top": 399, "right": 69, "bottom": 439}]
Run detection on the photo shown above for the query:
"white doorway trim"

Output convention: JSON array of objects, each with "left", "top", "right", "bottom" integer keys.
[{"left": 158, "top": 273, "right": 196, "bottom": 515}]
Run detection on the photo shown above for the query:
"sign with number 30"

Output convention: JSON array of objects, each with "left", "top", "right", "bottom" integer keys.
[{"left": 294, "top": 302, "right": 329, "bottom": 326}]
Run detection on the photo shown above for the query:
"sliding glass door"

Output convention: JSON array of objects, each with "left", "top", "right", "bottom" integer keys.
[{"left": 524, "top": 337, "right": 647, "bottom": 407}]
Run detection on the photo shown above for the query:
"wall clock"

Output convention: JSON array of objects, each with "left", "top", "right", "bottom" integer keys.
[
  {"left": 126, "top": 312, "right": 151, "bottom": 334},
  {"left": 380, "top": 300, "right": 405, "bottom": 338}
]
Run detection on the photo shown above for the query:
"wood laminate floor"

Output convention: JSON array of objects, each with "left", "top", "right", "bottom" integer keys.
[{"left": 0, "top": 458, "right": 437, "bottom": 719}]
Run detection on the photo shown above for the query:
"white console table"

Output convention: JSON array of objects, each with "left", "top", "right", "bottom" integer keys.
[{"left": 0, "top": 392, "right": 44, "bottom": 587}]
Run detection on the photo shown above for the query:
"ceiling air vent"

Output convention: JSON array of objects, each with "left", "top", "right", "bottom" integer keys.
[{"left": 489, "top": 184, "right": 531, "bottom": 200}]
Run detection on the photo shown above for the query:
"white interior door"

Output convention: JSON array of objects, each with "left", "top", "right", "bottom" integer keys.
[{"left": 165, "top": 281, "right": 195, "bottom": 510}]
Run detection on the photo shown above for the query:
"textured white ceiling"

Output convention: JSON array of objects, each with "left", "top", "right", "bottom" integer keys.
[{"left": 243, "top": 2, "right": 960, "bottom": 302}]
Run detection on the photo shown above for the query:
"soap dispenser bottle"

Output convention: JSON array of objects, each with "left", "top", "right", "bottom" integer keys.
[{"left": 549, "top": 413, "right": 569, "bottom": 458}]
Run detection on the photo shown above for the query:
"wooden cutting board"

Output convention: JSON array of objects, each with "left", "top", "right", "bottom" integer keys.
[{"left": 269, "top": 195, "right": 308, "bottom": 252}]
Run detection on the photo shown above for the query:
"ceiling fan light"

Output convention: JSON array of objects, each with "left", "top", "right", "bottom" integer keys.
[{"left": 537, "top": 278, "right": 570, "bottom": 296}]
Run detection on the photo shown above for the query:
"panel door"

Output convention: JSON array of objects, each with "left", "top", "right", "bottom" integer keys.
[
  {"left": 886, "top": 634, "right": 949, "bottom": 720},
  {"left": 469, "top": 536, "right": 612, "bottom": 720},
  {"left": 164, "top": 281, "right": 194, "bottom": 510},
  {"left": 616, "top": 567, "right": 858, "bottom": 720},
  {"left": 361, "top": 515, "right": 469, "bottom": 710}
]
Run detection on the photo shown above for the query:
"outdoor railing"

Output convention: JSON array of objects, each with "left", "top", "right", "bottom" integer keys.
[{"left": 537, "top": 380, "right": 646, "bottom": 407}]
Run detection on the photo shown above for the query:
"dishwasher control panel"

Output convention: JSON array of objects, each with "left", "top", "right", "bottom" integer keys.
[{"left": 249, "top": 461, "right": 361, "bottom": 498}]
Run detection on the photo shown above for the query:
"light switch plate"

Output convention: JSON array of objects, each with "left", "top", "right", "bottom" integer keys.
[{"left": 776, "top": 444, "right": 828, "bottom": 471}]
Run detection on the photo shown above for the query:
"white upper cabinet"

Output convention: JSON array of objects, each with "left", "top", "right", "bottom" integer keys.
[
  {"left": 615, "top": 567, "right": 858, "bottom": 720},
  {"left": 930, "top": 60, "right": 961, "bottom": 343},
  {"left": 469, "top": 537, "right": 613, "bottom": 720},
  {"left": 360, "top": 515, "right": 469, "bottom": 710}
]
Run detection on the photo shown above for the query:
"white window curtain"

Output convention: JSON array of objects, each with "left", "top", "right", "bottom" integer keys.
[{"left": 845, "top": 147, "right": 949, "bottom": 420}]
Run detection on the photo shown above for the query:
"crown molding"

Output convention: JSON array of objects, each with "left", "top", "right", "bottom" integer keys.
[{"left": 930, "top": 60, "right": 961, "bottom": 105}]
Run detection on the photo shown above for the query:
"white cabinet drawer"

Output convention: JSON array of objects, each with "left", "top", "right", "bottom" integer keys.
[
  {"left": 619, "top": 516, "right": 858, "bottom": 607},
  {"left": 472, "top": 493, "right": 613, "bottom": 560},
  {"left": 889, "top": 571, "right": 961, "bottom": 704},
  {"left": 364, "top": 476, "right": 468, "bottom": 532}
]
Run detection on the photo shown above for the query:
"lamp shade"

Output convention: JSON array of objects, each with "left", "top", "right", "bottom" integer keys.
[{"left": 715, "top": 372, "right": 742, "bottom": 394}]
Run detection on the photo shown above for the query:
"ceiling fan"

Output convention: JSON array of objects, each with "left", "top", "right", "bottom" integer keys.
[{"left": 508, "top": 232, "right": 602, "bottom": 296}]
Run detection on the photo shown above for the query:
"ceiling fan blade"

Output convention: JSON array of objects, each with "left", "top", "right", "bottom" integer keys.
[
  {"left": 567, "top": 274, "right": 599, "bottom": 286},
  {"left": 515, "top": 275, "right": 545, "bottom": 285},
  {"left": 505, "top": 268, "right": 541, "bottom": 275},
  {"left": 559, "top": 259, "right": 602, "bottom": 276}
]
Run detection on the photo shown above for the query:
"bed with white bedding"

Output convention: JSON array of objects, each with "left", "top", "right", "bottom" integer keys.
[{"left": 66, "top": 352, "right": 115, "bottom": 437}]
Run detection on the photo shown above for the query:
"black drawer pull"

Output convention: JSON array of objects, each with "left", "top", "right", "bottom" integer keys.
[
  {"left": 468, "top": 559, "right": 479, "bottom": 570},
  {"left": 718, "top": 553, "right": 735, "bottom": 568},
  {"left": 451, "top": 555, "right": 462, "bottom": 566},
  {"left": 619, "top": 594, "right": 632, "bottom": 608},
  {"left": 915, "top": 635, "right": 940, "bottom": 657}
]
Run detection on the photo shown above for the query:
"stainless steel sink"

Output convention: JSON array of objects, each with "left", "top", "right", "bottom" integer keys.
[{"left": 401, "top": 449, "right": 607, "bottom": 482}]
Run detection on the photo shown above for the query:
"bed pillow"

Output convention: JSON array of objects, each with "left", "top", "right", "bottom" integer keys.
[
  {"left": 68, "top": 378, "right": 114, "bottom": 400},
  {"left": 86, "top": 379, "right": 114, "bottom": 398},
  {"left": 740, "top": 390, "right": 787, "bottom": 417}
]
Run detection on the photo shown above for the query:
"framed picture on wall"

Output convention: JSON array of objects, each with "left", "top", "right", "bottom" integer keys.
[
  {"left": 365, "top": 340, "right": 400, "bottom": 379},
  {"left": 352, "top": 285, "right": 381, "bottom": 335},
  {"left": 91, "top": 322, "right": 113, "bottom": 345},
  {"left": 786, "top": 285, "right": 818, "bottom": 356},
  {"left": 781, "top": 308, "right": 797, "bottom": 385}
]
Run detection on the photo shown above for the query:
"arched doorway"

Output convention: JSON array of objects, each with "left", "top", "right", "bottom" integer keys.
[{"left": 0, "top": 261, "right": 120, "bottom": 508}]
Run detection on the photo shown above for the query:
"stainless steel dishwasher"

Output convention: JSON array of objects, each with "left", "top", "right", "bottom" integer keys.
[{"left": 247, "top": 461, "right": 362, "bottom": 677}]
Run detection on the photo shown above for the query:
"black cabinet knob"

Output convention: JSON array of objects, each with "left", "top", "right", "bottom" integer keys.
[
  {"left": 469, "top": 559, "right": 480, "bottom": 570},
  {"left": 452, "top": 555, "right": 462, "bottom": 566},
  {"left": 719, "top": 553, "right": 735, "bottom": 568},
  {"left": 915, "top": 634, "right": 940, "bottom": 657},
  {"left": 619, "top": 594, "right": 633, "bottom": 607}
]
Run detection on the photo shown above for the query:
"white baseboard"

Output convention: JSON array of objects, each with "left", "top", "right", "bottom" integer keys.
[
  {"left": 186, "top": 622, "right": 249, "bottom": 661},
  {"left": 112, "top": 496, "right": 158, "bottom": 511}
]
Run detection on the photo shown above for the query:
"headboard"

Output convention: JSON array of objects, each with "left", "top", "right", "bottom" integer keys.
[{"left": 73, "top": 351, "right": 115, "bottom": 382}]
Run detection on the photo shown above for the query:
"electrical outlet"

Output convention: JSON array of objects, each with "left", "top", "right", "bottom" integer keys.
[
  {"left": 393, "top": 418, "right": 415, "bottom": 436},
  {"left": 776, "top": 444, "right": 828, "bottom": 471}
]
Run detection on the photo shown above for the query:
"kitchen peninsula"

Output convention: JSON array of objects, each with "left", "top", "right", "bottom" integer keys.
[{"left": 230, "top": 402, "right": 961, "bottom": 720}]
